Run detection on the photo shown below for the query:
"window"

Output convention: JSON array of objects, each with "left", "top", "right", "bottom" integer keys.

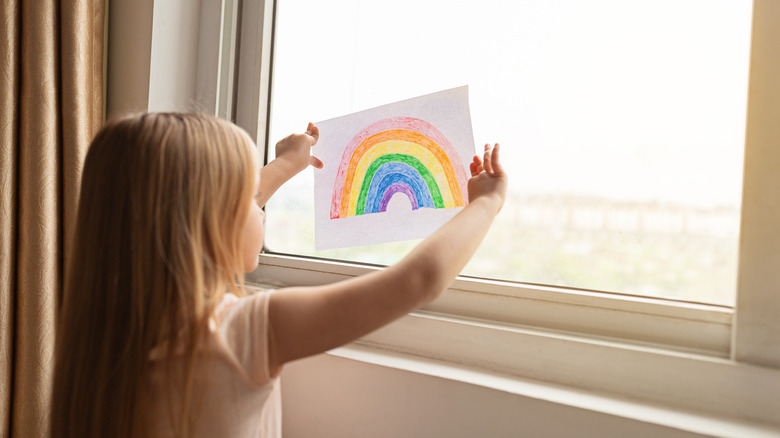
[
  {"left": 262, "top": 0, "right": 751, "bottom": 306},
  {"left": 130, "top": 0, "right": 780, "bottom": 429}
]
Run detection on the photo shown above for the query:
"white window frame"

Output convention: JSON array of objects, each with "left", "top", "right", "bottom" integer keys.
[{"left": 145, "top": 0, "right": 780, "bottom": 431}]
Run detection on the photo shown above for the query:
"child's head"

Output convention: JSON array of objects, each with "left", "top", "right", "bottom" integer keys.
[
  {"left": 77, "top": 112, "right": 259, "bottom": 301},
  {"left": 53, "top": 112, "right": 261, "bottom": 437}
]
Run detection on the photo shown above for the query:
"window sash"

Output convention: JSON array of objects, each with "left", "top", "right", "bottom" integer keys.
[{"left": 249, "top": 253, "right": 731, "bottom": 356}]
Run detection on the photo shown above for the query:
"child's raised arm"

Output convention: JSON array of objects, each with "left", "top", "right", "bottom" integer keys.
[
  {"left": 266, "top": 143, "right": 508, "bottom": 375},
  {"left": 254, "top": 122, "right": 323, "bottom": 208}
]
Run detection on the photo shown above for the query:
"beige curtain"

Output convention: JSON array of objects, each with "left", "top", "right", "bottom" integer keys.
[{"left": 0, "top": 0, "right": 104, "bottom": 436}]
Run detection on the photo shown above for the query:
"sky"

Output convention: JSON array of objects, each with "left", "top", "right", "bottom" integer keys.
[{"left": 269, "top": 0, "right": 753, "bottom": 208}]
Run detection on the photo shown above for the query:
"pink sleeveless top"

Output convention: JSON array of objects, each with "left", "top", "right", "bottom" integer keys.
[{"left": 134, "top": 292, "right": 281, "bottom": 437}]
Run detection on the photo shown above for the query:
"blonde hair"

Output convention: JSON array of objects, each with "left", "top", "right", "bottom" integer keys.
[{"left": 51, "top": 113, "right": 258, "bottom": 437}]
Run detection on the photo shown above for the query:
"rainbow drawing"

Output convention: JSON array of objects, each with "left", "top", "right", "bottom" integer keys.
[{"left": 330, "top": 116, "right": 469, "bottom": 219}]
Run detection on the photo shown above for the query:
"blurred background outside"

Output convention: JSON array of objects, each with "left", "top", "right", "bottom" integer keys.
[{"left": 264, "top": 0, "right": 753, "bottom": 306}]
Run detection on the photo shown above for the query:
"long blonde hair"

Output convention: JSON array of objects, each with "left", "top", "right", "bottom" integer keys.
[{"left": 51, "top": 113, "right": 258, "bottom": 437}]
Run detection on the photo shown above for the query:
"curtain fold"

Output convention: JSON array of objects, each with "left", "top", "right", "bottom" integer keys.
[
  {"left": 0, "top": 1, "right": 20, "bottom": 434},
  {"left": 0, "top": 0, "right": 105, "bottom": 436}
]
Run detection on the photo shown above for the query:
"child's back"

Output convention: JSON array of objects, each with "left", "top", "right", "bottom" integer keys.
[{"left": 135, "top": 293, "right": 280, "bottom": 437}]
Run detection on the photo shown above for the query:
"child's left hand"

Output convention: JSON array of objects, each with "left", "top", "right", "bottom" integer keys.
[
  {"left": 275, "top": 122, "right": 324, "bottom": 174},
  {"left": 256, "top": 123, "right": 324, "bottom": 208}
]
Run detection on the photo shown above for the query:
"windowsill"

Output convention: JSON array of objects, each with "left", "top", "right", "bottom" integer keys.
[
  {"left": 342, "top": 310, "right": 780, "bottom": 429},
  {"left": 326, "top": 344, "right": 780, "bottom": 438},
  {"left": 247, "top": 253, "right": 780, "bottom": 432}
]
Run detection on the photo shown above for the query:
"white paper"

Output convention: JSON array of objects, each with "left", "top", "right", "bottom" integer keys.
[{"left": 313, "top": 86, "right": 475, "bottom": 250}]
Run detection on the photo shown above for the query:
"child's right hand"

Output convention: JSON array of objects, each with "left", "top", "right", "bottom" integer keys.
[{"left": 467, "top": 143, "right": 508, "bottom": 214}]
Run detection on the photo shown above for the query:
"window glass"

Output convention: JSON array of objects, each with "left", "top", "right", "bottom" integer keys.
[{"left": 264, "top": 0, "right": 752, "bottom": 306}]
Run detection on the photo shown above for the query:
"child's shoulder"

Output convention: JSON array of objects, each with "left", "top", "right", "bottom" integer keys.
[
  {"left": 213, "top": 290, "right": 274, "bottom": 329},
  {"left": 214, "top": 292, "right": 241, "bottom": 319}
]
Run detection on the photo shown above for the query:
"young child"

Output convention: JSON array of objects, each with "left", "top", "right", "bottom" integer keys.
[{"left": 50, "top": 112, "right": 507, "bottom": 437}]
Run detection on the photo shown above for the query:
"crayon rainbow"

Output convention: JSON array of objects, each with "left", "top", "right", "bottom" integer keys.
[{"left": 330, "top": 116, "right": 469, "bottom": 219}]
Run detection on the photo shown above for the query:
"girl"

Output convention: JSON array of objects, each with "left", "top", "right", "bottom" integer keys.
[{"left": 50, "top": 112, "right": 506, "bottom": 437}]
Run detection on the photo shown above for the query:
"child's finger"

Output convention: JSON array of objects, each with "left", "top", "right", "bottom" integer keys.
[
  {"left": 470, "top": 161, "right": 482, "bottom": 177},
  {"left": 471, "top": 155, "right": 483, "bottom": 176},
  {"left": 310, "top": 156, "right": 324, "bottom": 169},
  {"left": 307, "top": 123, "right": 320, "bottom": 144},
  {"left": 483, "top": 144, "right": 494, "bottom": 175},
  {"left": 491, "top": 143, "right": 505, "bottom": 176}
]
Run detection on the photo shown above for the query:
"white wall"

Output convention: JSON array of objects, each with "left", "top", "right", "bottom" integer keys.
[
  {"left": 106, "top": 0, "right": 154, "bottom": 116},
  {"left": 106, "top": 0, "right": 210, "bottom": 117},
  {"left": 282, "top": 353, "right": 709, "bottom": 438}
]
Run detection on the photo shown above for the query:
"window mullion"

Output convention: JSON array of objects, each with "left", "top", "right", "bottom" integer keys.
[
  {"left": 732, "top": 0, "right": 780, "bottom": 368},
  {"left": 234, "top": 0, "right": 275, "bottom": 152}
]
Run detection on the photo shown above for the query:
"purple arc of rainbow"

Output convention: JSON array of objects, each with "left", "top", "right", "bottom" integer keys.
[{"left": 379, "top": 183, "right": 419, "bottom": 212}]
